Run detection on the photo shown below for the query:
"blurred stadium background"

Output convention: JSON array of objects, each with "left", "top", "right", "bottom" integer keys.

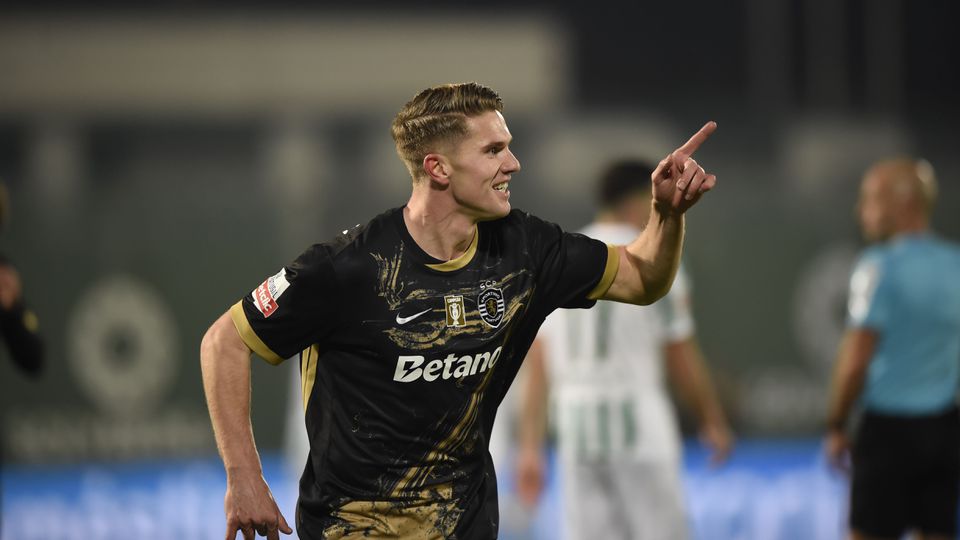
[{"left": 1, "top": 1, "right": 958, "bottom": 539}]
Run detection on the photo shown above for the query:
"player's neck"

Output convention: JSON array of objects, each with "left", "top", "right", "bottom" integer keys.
[
  {"left": 891, "top": 216, "right": 929, "bottom": 239},
  {"left": 402, "top": 201, "right": 477, "bottom": 262}
]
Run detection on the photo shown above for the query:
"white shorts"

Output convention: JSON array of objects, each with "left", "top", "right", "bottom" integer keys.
[{"left": 560, "top": 458, "right": 689, "bottom": 540}]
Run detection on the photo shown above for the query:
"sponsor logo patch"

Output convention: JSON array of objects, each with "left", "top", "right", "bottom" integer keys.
[
  {"left": 395, "top": 308, "right": 431, "bottom": 325},
  {"left": 252, "top": 268, "right": 290, "bottom": 318},
  {"left": 393, "top": 346, "right": 502, "bottom": 383}
]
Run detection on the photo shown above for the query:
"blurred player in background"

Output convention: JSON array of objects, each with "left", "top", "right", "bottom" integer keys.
[
  {"left": 0, "top": 183, "right": 44, "bottom": 377},
  {"left": 201, "top": 82, "right": 719, "bottom": 540},
  {"left": 826, "top": 158, "right": 960, "bottom": 540},
  {"left": 514, "top": 160, "right": 733, "bottom": 540}
]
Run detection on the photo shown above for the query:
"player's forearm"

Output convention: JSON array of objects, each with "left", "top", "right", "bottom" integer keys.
[
  {"left": 826, "top": 369, "right": 864, "bottom": 431},
  {"left": 622, "top": 206, "right": 684, "bottom": 305},
  {"left": 826, "top": 359, "right": 867, "bottom": 431},
  {"left": 201, "top": 312, "right": 264, "bottom": 476},
  {"left": 666, "top": 341, "right": 727, "bottom": 428},
  {"left": 517, "top": 341, "right": 549, "bottom": 450},
  {"left": 826, "top": 331, "right": 874, "bottom": 430}
]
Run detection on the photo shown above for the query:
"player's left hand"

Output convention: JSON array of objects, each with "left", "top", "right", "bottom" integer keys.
[
  {"left": 515, "top": 444, "right": 546, "bottom": 508},
  {"left": 652, "top": 122, "right": 718, "bottom": 214},
  {"left": 224, "top": 472, "right": 293, "bottom": 540}
]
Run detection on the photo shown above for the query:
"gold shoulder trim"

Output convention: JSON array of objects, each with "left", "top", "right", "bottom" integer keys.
[
  {"left": 587, "top": 244, "right": 620, "bottom": 300},
  {"left": 229, "top": 301, "right": 284, "bottom": 365}
]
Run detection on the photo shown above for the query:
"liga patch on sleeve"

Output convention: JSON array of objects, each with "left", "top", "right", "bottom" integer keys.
[
  {"left": 252, "top": 268, "right": 291, "bottom": 318},
  {"left": 848, "top": 259, "right": 880, "bottom": 325}
]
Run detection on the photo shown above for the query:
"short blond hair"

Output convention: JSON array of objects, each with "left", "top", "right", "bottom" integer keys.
[{"left": 391, "top": 82, "right": 503, "bottom": 180}]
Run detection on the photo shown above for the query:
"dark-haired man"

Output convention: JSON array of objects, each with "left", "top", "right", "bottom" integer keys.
[{"left": 514, "top": 159, "right": 732, "bottom": 540}]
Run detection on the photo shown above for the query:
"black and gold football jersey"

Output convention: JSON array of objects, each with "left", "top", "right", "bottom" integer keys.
[{"left": 231, "top": 207, "right": 618, "bottom": 539}]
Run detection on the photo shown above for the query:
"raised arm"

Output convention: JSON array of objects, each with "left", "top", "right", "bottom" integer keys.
[
  {"left": 602, "top": 122, "right": 717, "bottom": 305},
  {"left": 201, "top": 312, "right": 292, "bottom": 540}
]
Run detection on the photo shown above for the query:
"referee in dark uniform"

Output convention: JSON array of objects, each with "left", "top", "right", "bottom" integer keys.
[{"left": 200, "top": 82, "right": 719, "bottom": 540}]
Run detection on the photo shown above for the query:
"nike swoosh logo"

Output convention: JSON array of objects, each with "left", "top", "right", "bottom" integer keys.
[{"left": 396, "top": 308, "right": 431, "bottom": 325}]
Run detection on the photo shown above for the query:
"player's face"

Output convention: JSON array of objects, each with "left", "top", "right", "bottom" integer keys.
[
  {"left": 857, "top": 173, "right": 896, "bottom": 242},
  {"left": 446, "top": 111, "right": 521, "bottom": 221}
]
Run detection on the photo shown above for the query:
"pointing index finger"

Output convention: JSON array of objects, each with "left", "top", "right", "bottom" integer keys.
[{"left": 675, "top": 121, "right": 717, "bottom": 157}]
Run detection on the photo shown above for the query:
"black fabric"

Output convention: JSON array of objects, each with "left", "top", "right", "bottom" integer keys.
[
  {"left": 850, "top": 406, "right": 960, "bottom": 538},
  {"left": 0, "top": 299, "right": 43, "bottom": 376},
  {"left": 0, "top": 256, "right": 43, "bottom": 377},
  {"left": 238, "top": 207, "right": 609, "bottom": 539}
]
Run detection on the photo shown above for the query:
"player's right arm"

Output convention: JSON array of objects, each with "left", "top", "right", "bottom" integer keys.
[
  {"left": 515, "top": 337, "right": 550, "bottom": 508},
  {"left": 824, "top": 328, "right": 877, "bottom": 472},
  {"left": 824, "top": 252, "right": 886, "bottom": 472},
  {"left": 664, "top": 338, "right": 733, "bottom": 465},
  {"left": 601, "top": 122, "right": 717, "bottom": 306},
  {"left": 201, "top": 312, "right": 292, "bottom": 540}
]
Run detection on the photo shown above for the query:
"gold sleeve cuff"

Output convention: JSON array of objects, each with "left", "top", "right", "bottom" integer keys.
[
  {"left": 587, "top": 244, "right": 620, "bottom": 300},
  {"left": 23, "top": 310, "right": 39, "bottom": 332},
  {"left": 229, "top": 301, "right": 285, "bottom": 365}
]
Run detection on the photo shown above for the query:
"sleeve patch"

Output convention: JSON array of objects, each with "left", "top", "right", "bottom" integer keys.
[
  {"left": 252, "top": 268, "right": 290, "bottom": 318},
  {"left": 848, "top": 259, "right": 880, "bottom": 325}
]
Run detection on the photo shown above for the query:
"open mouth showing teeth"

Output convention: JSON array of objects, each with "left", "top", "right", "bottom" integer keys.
[{"left": 493, "top": 183, "right": 509, "bottom": 192}]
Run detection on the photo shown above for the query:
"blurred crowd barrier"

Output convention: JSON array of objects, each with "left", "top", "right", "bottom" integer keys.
[{"left": 2, "top": 441, "right": 847, "bottom": 540}]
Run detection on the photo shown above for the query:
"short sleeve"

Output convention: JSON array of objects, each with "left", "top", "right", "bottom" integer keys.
[
  {"left": 657, "top": 264, "right": 696, "bottom": 342},
  {"left": 231, "top": 244, "right": 340, "bottom": 364},
  {"left": 524, "top": 213, "right": 617, "bottom": 312},
  {"left": 846, "top": 252, "right": 890, "bottom": 330}
]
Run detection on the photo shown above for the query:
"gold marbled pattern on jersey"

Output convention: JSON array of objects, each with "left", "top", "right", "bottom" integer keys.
[
  {"left": 325, "top": 484, "right": 460, "bottom": 539},
  {"left": 390, "top": 294, "right": 530, "bottom": 501},
  {"left": 372, "top": 245, "right": 406, "bottom": 310},
  {"left": 372, "top": 249, "right": 532, "bottom": 349}
]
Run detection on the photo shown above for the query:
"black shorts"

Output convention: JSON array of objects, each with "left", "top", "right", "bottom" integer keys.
[{"left": 851, "top": 406, "right": 960, "bottom": 538}]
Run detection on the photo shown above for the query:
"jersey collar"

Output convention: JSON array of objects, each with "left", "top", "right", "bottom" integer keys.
[
  {"left": 393, "top": 207, "right": 480, "bottom": 273},
  {"left": 424, "top": 229, "right": 478, "bottom": 272}
]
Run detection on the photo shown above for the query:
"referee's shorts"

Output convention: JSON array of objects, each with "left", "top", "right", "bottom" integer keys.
[{"left": 851, "top": 405, "right": 960, "bottom": 538}]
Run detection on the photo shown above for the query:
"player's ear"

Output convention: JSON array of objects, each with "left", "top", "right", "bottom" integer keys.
[{"left": 423, "top": 153, "right": 451, "bottom": 186}]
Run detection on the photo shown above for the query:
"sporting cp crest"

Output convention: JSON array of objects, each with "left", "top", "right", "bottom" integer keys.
[{"left": 477, "top": 285, "right": 505, "bottom": 328}]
